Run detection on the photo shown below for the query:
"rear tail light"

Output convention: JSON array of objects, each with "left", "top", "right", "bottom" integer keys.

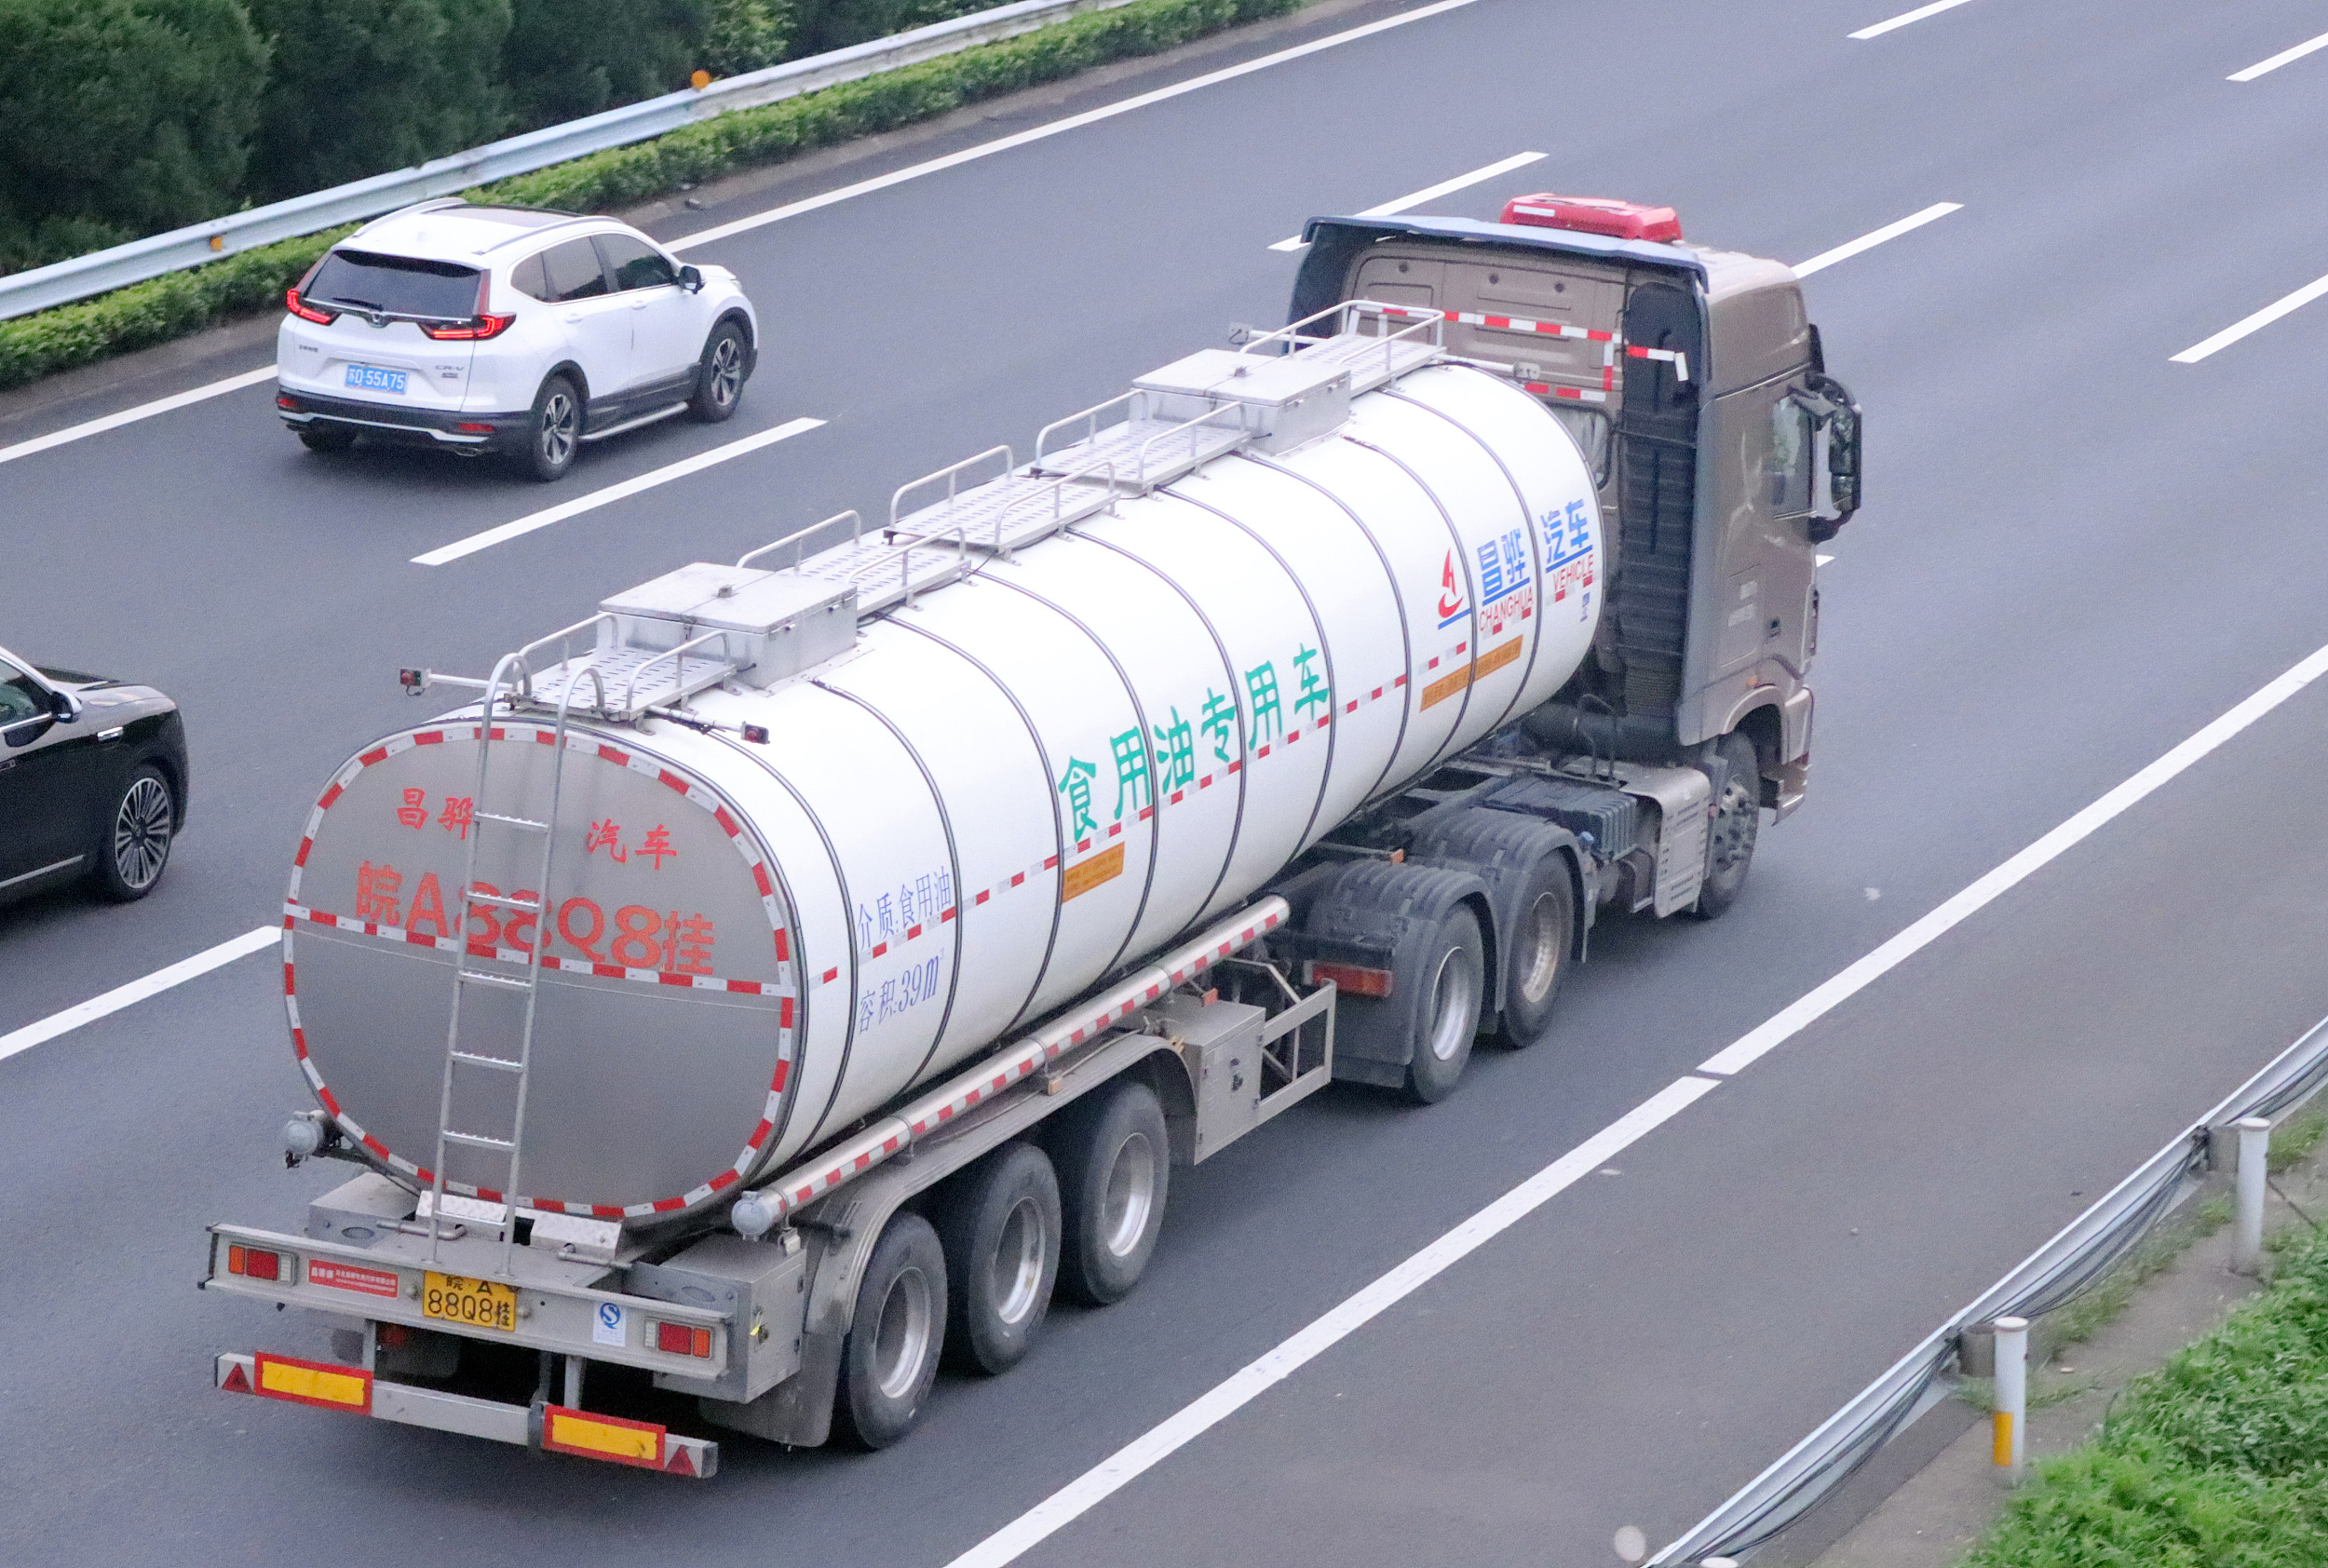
[
  {"left": 655, "top": 1321, "right": 713, "bottom": 1358},
  {"left": 226, "top": 1243, "right": 290, "bottom": 1281},
  {"left": 453, "top": 422, "right": 494, "bottom": 433},
  {"left": 1501, "top": 194, "right": 1683, "bottom": 243},
  {"left": 1308, "top": 960, "right": 1393, "bottom": 998},
  {"left": 285, "top": 288, "right": 338, "bottom": 325},
  {"left": 422, "top": 314, "right": 516, "bottom": 341}
]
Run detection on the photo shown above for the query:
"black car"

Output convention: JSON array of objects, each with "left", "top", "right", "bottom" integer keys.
[{"left": 0, "top": 643, "right": 189, "bottom": 905}]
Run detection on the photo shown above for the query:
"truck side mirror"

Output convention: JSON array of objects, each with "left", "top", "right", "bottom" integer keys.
[{"left": 1793, "top": 374, "right": 1861, "bottom": 542}]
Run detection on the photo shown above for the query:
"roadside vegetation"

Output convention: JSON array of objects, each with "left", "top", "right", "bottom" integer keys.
[
  {"left": 0, "top": 0, "right": 1303, "bottom": 392},
  {"left": 1961, "top": 1217, "right": 2328, "bottom": 1568}
]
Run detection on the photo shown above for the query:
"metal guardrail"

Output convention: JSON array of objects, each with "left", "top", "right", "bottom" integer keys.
[
  {"left": 0, "top": 0, "right": 1143, "bottom": 321},
  {"left": 1651, "top": 1008, "right": 2328, "bottom": 1565}
]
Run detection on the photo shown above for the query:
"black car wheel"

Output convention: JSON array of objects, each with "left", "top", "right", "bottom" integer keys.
[
  {"left": 297, "top": 426, "right": 358, "bottom": 453},
  {"left": 94, "top": 764, "right": 174, "bottom": 901},
  {"left": 518, "top": 375, "right": 581, "bottom": 482},
  {"left": 688, "top": 323, "right": 749, "bottom": 424}
]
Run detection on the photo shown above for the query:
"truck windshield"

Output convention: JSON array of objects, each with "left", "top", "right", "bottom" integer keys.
[{"left": 306, "top": 250, "right": 481, "bottom": 319}]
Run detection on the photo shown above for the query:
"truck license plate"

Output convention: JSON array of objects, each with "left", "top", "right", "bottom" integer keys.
[
  {"left": 422, "top": 1272, "right": 517, "bottom": 1331},
  {"left": 345, "top": 363, "right": 407, "bottom": 395}
]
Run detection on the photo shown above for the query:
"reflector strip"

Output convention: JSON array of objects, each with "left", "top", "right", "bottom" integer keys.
[
  {"left": 543, "top": 1405, "right": 665, "bottom": 1467},
  {"left": 253, "top": 1351, "right": 372, "bottom": 1413}
]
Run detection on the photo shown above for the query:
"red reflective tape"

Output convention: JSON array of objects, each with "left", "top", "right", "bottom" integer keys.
[
  {"left": 359, "top": 748, "right": 387, "bottom": 766},
  {"left": 975, "top": 889, "right": 991, "bottom": 904},
  {"left": 752, "top": 864, "right": 774, "bottom": 896},
  {"left": 774, "top": 928, "right": 789, "bottom": 962},
  {"left": 292, "top": 1027, "right": 308, "bottom": 1060},
  {"left": 657, "top": 769, "right": 687, "bottom": 794},
  {"left": 771, "top": 1059, "right": 789, "bottom": 1091},
  {"left": 993, "top": 1075, "right": 1008, "bottom": 1091},
  {"left": 318, "top": 1087, "right": 339, "bottom": 1114},
  {"left": 711, "top": 1169, "right": 738, "bottom": 1190},
  {"left": 413, "top": 732, "right": 443, "bottom": 747},
  {"left": 871, "top": 942, "right": 888, "bottom": 958},
  {"left": 294, "top": 837, "right": 312, "bottom": 866},
  {"left": 749, "top": 1119, "right": 774, "bottom": 1148},
  {"left": 821, "top": 966, "right": 840, "bottom": 983},
  {"left": 318, "top": 783, "right": 344, "bottom": 811},
  {"left": 282, "top": 963, "right": 295, "bottom": 994},
  {"left": 780, "top": 996, "right": 794, "bottom": 1028},
  {"left": 728, "top": 980, "right": 763, "bottom": 995},
  {"left": 1109, "top": 822, "right": 1124, "bottom": 836},
  {"left": 360, "top": 1134, "right": 389, "bottom": 1158},
  {"left": 1346, "top": 699, "right": 1359, "bottom": 713},
  {"left": 598, "top": 746, "right": 629, "bottom": 766},
  {"left": 715, "top": 806, "right": 741, "bottom": 837},
  {"left": 476, "top": 1187, "right": 502, "bottom": 1203},
  {"left": 1227, "top": 761, "right": 1242, "bottom": 773},
  {"left": 1170, "top": 790, "right": 1184, "bottom": 804},
  {"left": 593, "top": 964, "right": 626, "bottom": 979},
  {"left": 652, "top": 1196, "right": 685, "bottom": 1213},
  {"left": 1394, "top": 674, "right": 1409, "bottom": 687},
  {"left": 594, "top": 1205, "right": 625, "bottom": 1218},
  {"left": 906, "top": 925, "right": 923, "bottom": 941},
  {"left": 1256, "top": 745, "right": 1271, "bottom": 758},
  {"left": 656, "top": 972, "right": 692, "bottom": 987},
  {"left": 534, "top": 730, "right": 554, "bottom": 745},
  {"left": 854, "top": 1154, "right": 872, "bottom": 1171}
]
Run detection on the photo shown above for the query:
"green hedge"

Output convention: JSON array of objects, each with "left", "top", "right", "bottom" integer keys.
[
  {"left": 0, "top": 0, "right": 1303, "bottom": 392},
  {"left": 1963, "top": 1224, "right": 2328, "bottom": 1568}
]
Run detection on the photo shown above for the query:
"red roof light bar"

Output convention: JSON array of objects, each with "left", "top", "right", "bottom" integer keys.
[{"left": 1501, "top": 194, "right": 1683, "bottom": 244}]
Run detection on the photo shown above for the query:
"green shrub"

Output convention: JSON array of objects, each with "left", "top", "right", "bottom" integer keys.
[
  {"left": 244, "top": 0, "right": 514, "bottom": 199},
  {"left": 0, "top": 0, "right": 269, "bottom": 270},
  {"left": 1965, "top": 1225, "right": 2328, "bottom": 1567},
  {"left": 505, "top": 0, "right": 708, "bottom": 129},
  {"left": 803, "top": 0, "right": 991, "bottom": 53},
  {"left": 705, "top": 0, "right": 799, "bottom": 74},
  {"left": 0, "top": 0, "right": 1307, "bottom": 391}
]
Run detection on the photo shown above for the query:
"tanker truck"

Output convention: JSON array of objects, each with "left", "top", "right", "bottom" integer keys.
[{"left": 203, "top": 195, "right": 1861, "bottom": 1474}]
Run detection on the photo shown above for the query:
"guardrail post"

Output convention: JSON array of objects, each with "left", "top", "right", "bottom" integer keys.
[
  {"left": 2235, "top": 1115, "right": 2272, "bottom": 1275},
  {"left": 1990, "top": 1315, "right": 2027, "bottom": 1480}
]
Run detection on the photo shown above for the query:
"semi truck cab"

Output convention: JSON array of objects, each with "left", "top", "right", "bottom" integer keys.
[{"left": 1289, "top": 196, "right": 1861, "bottom": 813}]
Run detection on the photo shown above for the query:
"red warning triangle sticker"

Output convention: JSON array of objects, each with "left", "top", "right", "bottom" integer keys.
[
  {"left": 222, "top": 1361, "right": 252, "bottom": 1394},
  {"left": 664, "top": 1445, "right": 696, "bottom": 1476}
]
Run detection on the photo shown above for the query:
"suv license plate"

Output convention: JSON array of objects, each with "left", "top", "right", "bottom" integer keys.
[
  {"left": 422, "top": 1271, "right": 517, "bottom": 1331},
  {"left": 345, "top": 364, "right": 408, "bottom": 395}
]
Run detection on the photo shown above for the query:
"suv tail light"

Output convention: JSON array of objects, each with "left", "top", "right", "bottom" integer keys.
[
  {"left": 423, "top": 270, "right": 516, "bottom": 340},
  {"left": 285, "top": 288, "right": 338, "bottom": 325},
  {"left": 226, "top": 1243, "right": 290, "bottom": 1281},
  {"left": 1501, "top": 194, "right": 1683, "bottom": 243}
]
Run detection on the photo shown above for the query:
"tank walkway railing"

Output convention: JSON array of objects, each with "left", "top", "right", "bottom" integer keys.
[
  {"left": 1239, "top": 300, "right": 1446, "bottom": 394},
  {"left": 1650, "top": 1007, "right": 2328, "bottom": 1566}
]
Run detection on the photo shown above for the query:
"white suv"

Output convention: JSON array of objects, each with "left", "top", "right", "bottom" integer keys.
[{"left": 276, "top": 200, "right": 758, "bottom": 481}]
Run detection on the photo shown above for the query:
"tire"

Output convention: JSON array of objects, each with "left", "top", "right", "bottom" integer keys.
[
  {"left": 688, "top": 321, "right": 749, "bottom": 423},
  {"left": 92, "top": 764, "right": 174, "bottom": 902},
  {"left": 297, "top": 426, "right": 357, "bottom": 453},
  {"left": 1403, "top": 905, "right": 1485, "bottom": 1103},
  {"left": 516, "top": 374, "right": 582, "bottom": 482},
  {"left": 1052, "top": 1079, "right": 1169, "bottom": 1306},
  {"left": 1692, "top": 731, "right": 1763, "bottom": 920},
  {"left": 1495, "top": 856, "right": 1575, "bottom": 1049},
  {"left": 934, "top": 1142, "right": 1061, "bottom": 1375},
  {"left": 832, "top": 1211, "right": 947, "bottom": 1450}
]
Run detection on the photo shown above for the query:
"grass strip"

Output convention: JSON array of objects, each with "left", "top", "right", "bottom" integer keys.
[
  {"left": 0, "top": 0, "right": 1305, "bottom": 393},
  {"left": 1961, "top": 1221, "right": 2328, "bottom": 1568}
]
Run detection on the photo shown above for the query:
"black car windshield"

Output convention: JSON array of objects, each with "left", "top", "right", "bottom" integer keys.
[{"left": 307, "top": 250, "right": 481, "bottom": 318}]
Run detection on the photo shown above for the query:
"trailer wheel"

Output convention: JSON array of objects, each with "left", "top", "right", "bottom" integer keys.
[
  {"left": 1053, "top": 1080, "right": 1169, "bottom": 1306},
  {"left": 1693, "top": 731, "right": 1762, "bottom": 920},
  {"left": 1403, "top": 905, "right": 1485, "bottom": 1103},
  {"left": 1496, "top": 857, "right": 1574, "bottom": 1049},
  {"left": 935, "top": 1142, "right": 1061, "bottom": 1375},
  {"left": 833, "top": 1211, "right": 947, "bottom": 1450}
]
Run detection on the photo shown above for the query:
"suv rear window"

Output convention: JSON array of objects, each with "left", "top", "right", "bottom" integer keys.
[{"left": 306, "top": 250, "right": 481, "bottom": 319}]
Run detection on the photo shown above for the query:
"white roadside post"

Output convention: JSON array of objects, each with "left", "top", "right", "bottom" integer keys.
[
  {"left": 2234, "top": 1115, "right": 2272, "bottom": 1275},
  {"left": 1990, "top": 1315, "right": 2028, "bottom": 1479}
]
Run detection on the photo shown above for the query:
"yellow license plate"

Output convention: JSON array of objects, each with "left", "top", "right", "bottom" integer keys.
[{"left": 422, "top": 1271, "right": 518, "bottom": 1332}]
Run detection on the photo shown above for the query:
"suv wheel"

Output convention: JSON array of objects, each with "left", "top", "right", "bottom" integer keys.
[
  {"left": 518, "top": 375, "right": 581, "bottom": 482},
  {"left": 688, "top": 322, "right": 749, "bottom": 424}
]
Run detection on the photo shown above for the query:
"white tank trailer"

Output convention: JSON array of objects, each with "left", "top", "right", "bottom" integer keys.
[{"left": 206, "top": 199, "right": 1861, "bottom": 1472}]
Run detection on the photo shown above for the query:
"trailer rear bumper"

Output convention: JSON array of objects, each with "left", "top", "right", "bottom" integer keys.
[{"left": 214, "top": 1351, "right": 718, "bottom": 1477}]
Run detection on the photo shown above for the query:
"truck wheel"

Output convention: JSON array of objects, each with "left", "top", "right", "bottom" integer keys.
[
  {"left": 1496, "top": 857, "right": 1574, "bottom": 1049},
  {"left": 1053, "top": 1079, "right": 1169, "bottom": 1306},
  {"left": 935, "top": 1142, "right": 1060, "bottom": 1375},
  {"left": 833, "top": 1211, "right": 947, "bottom": 1450},
  {"left": 92, "top": 764, "right": 175, "bottom": 902},
  {"left": 1403, "top": 905, "right": 1485, "bottom": 1103},
  {"left": 1692, "top": 731, "right": 1762, "bottom": 920}
]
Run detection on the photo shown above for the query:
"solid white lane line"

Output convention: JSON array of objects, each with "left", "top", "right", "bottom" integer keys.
[
  {"left": 411, "top": 415, "right": 825, "bottom": 565},
  {"left": 2171, "top": 272, "right": 2328, "bottom": 363},
  {"left": 670, "top": 0, "right": 1493, "bottom": 252},
  {"left": 942, "top": 1074, "right": 1724, "bottom": 1568},
  {"left": 1792, "top": 202, "right": 1961, "bottom": 277},
  {"left": 0, "top": 925, "right": 278, "bottom": 1065},
  {"left": 2229, "top": 28, "right": 2328, "bottom": 81},
  {"left": 0, "top": 365, "right": 274, "bottom": 467},
  {"left": 1848, "top": 0, "right": 1979, "bottom": 40},
  {"left": 1699, "top": 636, "right": 2328, "bottom": 1076},
  {"left": 1266, "top": 150, "right": 1547, "bottom": 250}
]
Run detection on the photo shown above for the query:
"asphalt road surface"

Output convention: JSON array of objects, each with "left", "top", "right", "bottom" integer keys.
[{"left": 7, "top": 0, "right": 2328, "bottom": 1561}]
